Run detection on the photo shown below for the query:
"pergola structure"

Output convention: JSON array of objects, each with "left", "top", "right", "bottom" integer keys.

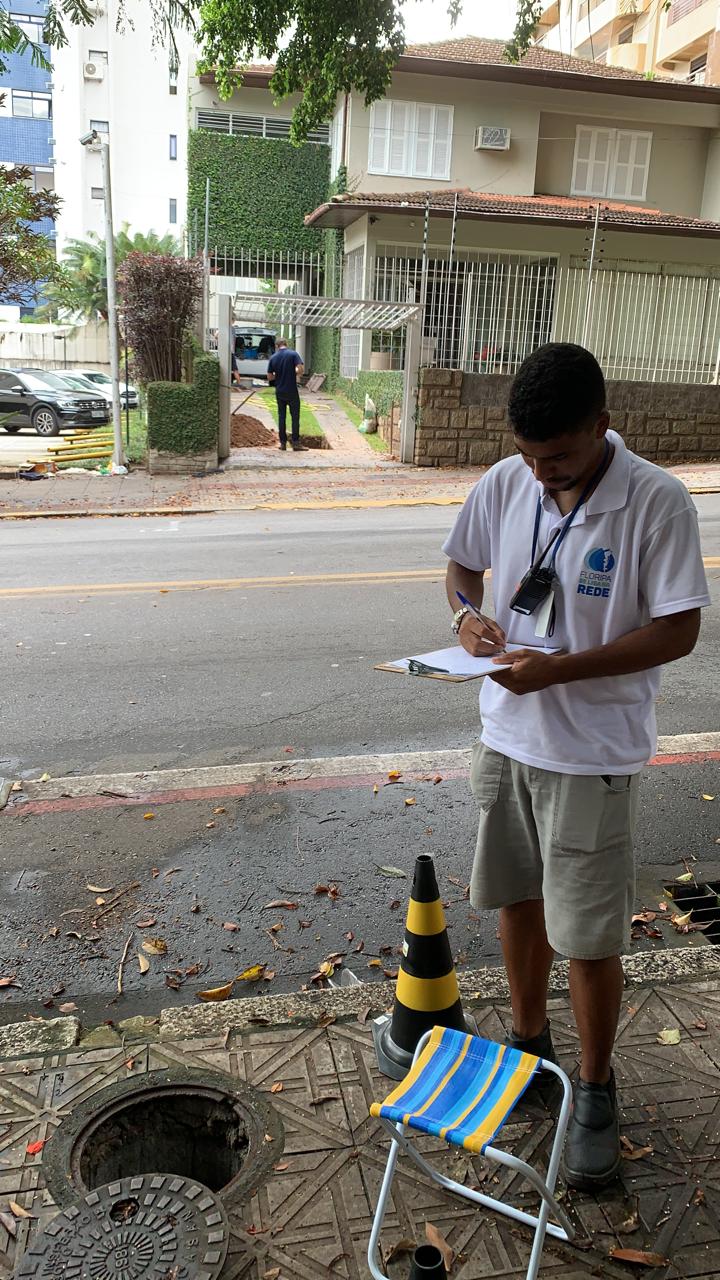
[{"left": 215, "top": 291, "right": 423, "bottom": 463}]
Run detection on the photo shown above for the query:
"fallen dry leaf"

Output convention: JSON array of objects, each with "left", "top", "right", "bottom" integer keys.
[
  {"left": 0, "top": 1211, "right": 17, "bottom": 1238},
  {"left": 58, "top": 1002, "right": 77, "bottom": 1014},
  {"left": 38, "top": 772, "right": 50, "bottom": 783},
  {"left": 270, "top": 1082, "right": 283, "bottom": 1094},
  {"left": 273, "top": 1161, "right": 289, "bottom": 1172},
  {"left": 26, "top": 1140, "right": 45, "bottom": 1156},
  {"left": 384, "top": 1238, "right": 416, "bottom": 1266},
  {"left": 197, "top": 981, "right": 234, "bottom": 1002},
  {"left": 675, "top": 871, "right": 695, "bottom": 883},
  {"left": 620, "top": 1135, "right": 653, "bottom": 1161},
  {"left": 609, "top": 1247, "right": 669, "bottom": 1267},
  {"left": 373, "top": 784, "right": 379, "bottom": 794},
  {"left": 213, "top": 806, "right": 226, "bottom": 815},
  {"left": 376, "top": 865, "right": 407, "bottom": 878},
  {"left": 206, "top": 821, "right": 216, "bottom": 829},
  {"left": 137, "top": 953, "right": 150, "bottom": 975},
  {"left": 657, "top": 1027, "right": 681, "bottom": 1045},
  {"left": 264, "top": 900, "right": 298, "bottom": 910},
  {"left": 223, "top": 922, "right": 239, "bottom": 932},
  {"left": 143, "top": 812, "right": 155, "bottom": 821},
  {"left": 0, "top": 976, "right": 19, "bottom": 989},
  {"left": 702, "top": 794, "right": 715, "bottom": 801},
  {"left": 86, "top": 884, "right": 112, "bottom": 894},
  {"left": 368, "top": 958, "right": 382, "bottom": 969},
  {"left": 426, "top": 1222, "right": 454, "bottom": 1271},
  {"left": 237, "top": 963, "right": 266, "bottom": 981},
  {"left": 387, "top": 770, "right": 401, "bottom": 781},
  {"left": 692, "top": 1186, "right": 705, "bottom": 1206},
  {"left": 631, "top": 911, "right": 657, "bottom": 924},
  {"left": 142, "top": 938, "right": 168, "bottom": 957},
  {"left": 619, "top": 1207, "right": 640, "bottom": 1234},
  {"left": 694, "top": 1018, "right": 708, "bottom": 1031},
  {"left": 136, "top": 918, "right": 157, "bottom": 928},
  {"left": 264, "top": 1269, "right": 281, "bottom": 1280},
  {"left": 9, "top": 1201, "right": 34, "bottom": 1220}
]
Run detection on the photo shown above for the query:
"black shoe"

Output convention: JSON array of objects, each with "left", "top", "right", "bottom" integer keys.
[
  {"left": 563, "top": 1071, "right": 621, "bottom": 1190},
  {"left": 291, "top": 441, "right": 308, "bottom": 451},
  {"left": 506, "top": 1021, "right": 561, "bottom": 1107},
  {"left": 279, "top": 442, "right": 287, "bottom": 451}
]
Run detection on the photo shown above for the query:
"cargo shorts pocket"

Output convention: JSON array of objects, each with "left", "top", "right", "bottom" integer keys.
[
  {"left": 469, "top": 743, "right": 505, "bottom": 812},
  {"left": 552, "top": 774, "right": 637, "bottom": 856}
]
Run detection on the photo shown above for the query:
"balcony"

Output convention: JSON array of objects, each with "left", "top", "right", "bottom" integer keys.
[
  {"left": 658, "top": 0, "right": 716, "bottom": 61},
  {"left": 606, "top": 40, "right": 648, "bottom": 72}
]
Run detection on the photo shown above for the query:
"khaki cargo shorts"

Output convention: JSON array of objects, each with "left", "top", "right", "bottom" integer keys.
[{"left": 470, "top": 743, "right": 640, "bottom": 960}]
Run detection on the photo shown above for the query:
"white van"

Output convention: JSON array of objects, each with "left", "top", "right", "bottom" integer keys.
[{"left": 233, "top": 326, "right": 277, "bottom": 379}]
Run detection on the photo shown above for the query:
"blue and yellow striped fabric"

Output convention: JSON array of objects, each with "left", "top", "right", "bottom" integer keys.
[{"left": 371, "top": 1026, "right": 540, "bottom": 1154}]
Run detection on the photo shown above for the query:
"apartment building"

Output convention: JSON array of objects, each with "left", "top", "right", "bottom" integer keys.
[
  {"left": 0, "top": 0, "right": 55, "bottom": 314},
  {"left": 536, "top": 0, "right": 720, "bottom": 86},
  {"left": 51, "top": 0, "right": 193, "bottom": 256}
]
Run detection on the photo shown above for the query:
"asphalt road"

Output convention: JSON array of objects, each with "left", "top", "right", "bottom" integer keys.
[
  {"left": 0, "top": 501, "right": 718, "bottom": 1026},
  {"left": 2, "top": 499, "right": 719, "bottom": 778}
]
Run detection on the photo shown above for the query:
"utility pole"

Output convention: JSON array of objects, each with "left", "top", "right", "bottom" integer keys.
[{"left": 101, "top": 141, "right": 125, "bottom": 469}]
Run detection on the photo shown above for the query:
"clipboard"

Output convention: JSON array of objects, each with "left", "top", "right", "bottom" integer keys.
[{"left": 375, "top": 643, "right": 560, "bottom": 682}]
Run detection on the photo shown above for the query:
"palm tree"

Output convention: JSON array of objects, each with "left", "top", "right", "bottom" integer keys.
[{"left": 40, "top": 225, "right": 181, "bottom": 321}]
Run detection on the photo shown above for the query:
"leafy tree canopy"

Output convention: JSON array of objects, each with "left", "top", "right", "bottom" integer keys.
[
  {"left": 0, "top": 165, "right": 60, "bottom": 304},
  {"left": 40, "top": 226, "right": 180, "bottom": 321},
  {"left": 0, "top": 1, "right": 540, "bottom": 145}
]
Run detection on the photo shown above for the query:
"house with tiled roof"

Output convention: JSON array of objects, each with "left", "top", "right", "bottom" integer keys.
[{"left": 191, "top": 35, "right": 720, "bottom": 389}]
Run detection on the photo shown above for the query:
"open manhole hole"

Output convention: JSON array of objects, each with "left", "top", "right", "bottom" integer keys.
[
  {"left": 43, "top": 1068, "right": 284, "bottom": 1210},
  {"left": 664, "top": 879, "right": 720, "bottom": 942}
]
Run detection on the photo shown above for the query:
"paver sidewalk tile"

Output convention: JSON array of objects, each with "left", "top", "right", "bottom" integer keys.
[{"left": 2, "top": 980, "right": 720, "bottom": 1277}]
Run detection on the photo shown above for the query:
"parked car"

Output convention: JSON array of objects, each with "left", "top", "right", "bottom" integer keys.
[
  {"left": 233, "top": 326, "right": 277, "bottom": 379},
  {"left": 45, "top": 370, "right": 115, "bottom": 403},
  {"left": 71, "top": 368, "right": 139, "bottom": 409},
  {"left": 0, "top": 368, "right": 110, "bottom": 436}
]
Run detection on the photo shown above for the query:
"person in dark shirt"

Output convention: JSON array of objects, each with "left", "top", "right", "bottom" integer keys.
[{"left": 267, "top": 338, "right": 305, "bottom": 451}]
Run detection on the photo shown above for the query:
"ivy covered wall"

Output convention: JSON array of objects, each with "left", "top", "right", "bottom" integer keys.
[{"left": 187, "top": 131, "right": 330, "bottom": 254}]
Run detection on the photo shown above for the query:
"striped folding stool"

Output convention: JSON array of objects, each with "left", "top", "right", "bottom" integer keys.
[{"left": 368, "top": 1026, "right": 574, "bottom": 1280}]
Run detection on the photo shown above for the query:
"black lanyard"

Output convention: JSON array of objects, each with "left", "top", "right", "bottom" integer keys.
[{"left": 530, "top": 440, "right": 611, "bottom": 573}]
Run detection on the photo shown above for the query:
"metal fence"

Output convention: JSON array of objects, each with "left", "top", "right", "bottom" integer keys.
[
  {"left": 199, "top": 246, "right": 324, "bottom": 293},
  {"left": 371, "top": 245, "right": 720, "bottom": 384}
]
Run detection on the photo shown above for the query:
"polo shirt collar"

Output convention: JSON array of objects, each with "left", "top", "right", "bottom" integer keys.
[{"left": 537, "top": 430, "right": 630, "bottom": 520}]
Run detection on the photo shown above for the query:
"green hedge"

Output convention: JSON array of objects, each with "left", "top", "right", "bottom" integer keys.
[
  {"left": 187, "top": 131, "right": 329, "bottom": 253},
  {"left": 147, "top": 355, "right": 219, "bottom": 455},
  {"left": 334, "top": 371, "right": 404, "bottom": 418}
]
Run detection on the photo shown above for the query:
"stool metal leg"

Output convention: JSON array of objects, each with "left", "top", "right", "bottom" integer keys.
[{"left": 368, "top": 1122, "right": 403, "bottom": 1280}]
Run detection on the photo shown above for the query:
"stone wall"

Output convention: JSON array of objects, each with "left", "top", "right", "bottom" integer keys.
[
  {"left": 148, "top": 447, "right": 218, "bottom": 475},
  {"left": 415, "top": 369, "right": 720, "bottom": 468}
]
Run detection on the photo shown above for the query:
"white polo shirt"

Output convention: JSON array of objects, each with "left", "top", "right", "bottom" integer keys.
[{"left": 442, "top": 431, "right": 710, "bottom": 774}]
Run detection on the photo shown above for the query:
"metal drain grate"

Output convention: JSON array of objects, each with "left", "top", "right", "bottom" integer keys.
[{"left": 664, "top": 879, "right": 720, "bottom": 942}]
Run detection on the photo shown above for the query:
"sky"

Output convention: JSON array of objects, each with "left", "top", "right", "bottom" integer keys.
[{"left": 401, "top": 0, "right": 519, "bottom": 44}]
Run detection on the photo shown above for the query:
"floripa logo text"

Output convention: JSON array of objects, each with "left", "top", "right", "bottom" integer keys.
[{"left": 578, "top": 547, "right": 616, "bottom": 598}]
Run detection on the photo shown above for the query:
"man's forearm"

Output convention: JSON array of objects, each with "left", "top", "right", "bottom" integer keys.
[
  {"left": 445, "top": 560, "right": 486, "bottom": 612},
  {"left": 554, "top": 611, "right": 700, "bottom": 684}
]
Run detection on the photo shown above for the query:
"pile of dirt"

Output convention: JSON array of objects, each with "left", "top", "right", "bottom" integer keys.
[{"left": 231, "top": 414, "right": 276, "bottom": 449}]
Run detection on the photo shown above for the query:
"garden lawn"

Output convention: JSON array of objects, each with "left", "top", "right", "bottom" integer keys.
[{"left": 256, "top": 389, "right": 324, "bottom": 438}]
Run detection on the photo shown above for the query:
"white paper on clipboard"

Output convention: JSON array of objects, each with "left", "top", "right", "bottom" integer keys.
[{"left": 382, "top": 642, "right": 560, "bottom": 678}]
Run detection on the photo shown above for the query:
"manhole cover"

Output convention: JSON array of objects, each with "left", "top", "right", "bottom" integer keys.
[{"left": 15, "top": 1173, "right": 229, "bottom": 1279}]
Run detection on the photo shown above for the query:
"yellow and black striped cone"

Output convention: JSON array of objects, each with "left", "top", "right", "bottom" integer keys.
[{"left": 372, "top": 853, "right": 476, "bottom": 1080}]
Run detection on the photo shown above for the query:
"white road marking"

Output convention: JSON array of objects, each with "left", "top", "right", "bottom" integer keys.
[{"left": 19, "top": 733, "right": 720, "bottom": 802}]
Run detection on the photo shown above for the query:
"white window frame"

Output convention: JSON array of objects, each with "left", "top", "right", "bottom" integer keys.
[
  {"left": 368, "top": 98, "right": 453, "bottom": 181},
  {"left": 330, "top": 104, "right": 343, "bottom": 180},
  {"left": 571, "top": 125, "right": 652, "bottom": 202},
  {"left": 12, "top": 89, "right": 52, "bottom": 119}
]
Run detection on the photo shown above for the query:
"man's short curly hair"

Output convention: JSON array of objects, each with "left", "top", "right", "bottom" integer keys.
[{"left": 508, "top": 343, "right": 606, "bottom": 441}]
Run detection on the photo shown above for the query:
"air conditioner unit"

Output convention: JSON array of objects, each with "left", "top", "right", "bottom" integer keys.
[
  {"left": 474, "top": 125, "right": 511, "bottom": 151},
  {"left": 83, "top": 60, "right": 104, "bottom": 81}
]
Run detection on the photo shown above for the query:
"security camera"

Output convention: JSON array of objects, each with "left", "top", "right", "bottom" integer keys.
[{"left": 79, "top": 129, "right": 99, "bottom": 146}]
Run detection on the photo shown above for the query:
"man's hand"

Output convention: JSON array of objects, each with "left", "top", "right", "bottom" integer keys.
[
  {"left": 458, "top": 612, "right": 506, "bottom": 656},
  {"left": 489, "top": 649, "right": 562, "bottom": 695}
]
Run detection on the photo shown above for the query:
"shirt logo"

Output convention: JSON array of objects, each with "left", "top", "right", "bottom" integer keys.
[{"left": 578, "top": 547, "right": 616, "bottom": 599}]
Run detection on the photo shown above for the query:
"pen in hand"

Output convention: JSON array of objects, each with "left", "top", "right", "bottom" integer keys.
[{"left": 456, "top": 591, "right": 505, "bottom": 648}]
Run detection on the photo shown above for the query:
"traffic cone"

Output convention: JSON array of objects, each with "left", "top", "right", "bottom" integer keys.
[
  {"left": 372, "top": 853, "right": 476, "bottom": 1080},
  {"left": 409, "top": 1245, "right": 447, "bottom": 1278}
]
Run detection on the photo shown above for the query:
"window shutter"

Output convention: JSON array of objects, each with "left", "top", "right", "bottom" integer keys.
[
  {"left": 432, "top": 106, "right": 452, "bottom": 180},
  {"left": 389, "top": 101, "right": 410, "bottom": 174},
  {"left": 572, "top": 126, "right": 613, "bottom": 197},
  {"left": 414, "top": 103, "right": 434, "bottom": 177},
  {"left": 369, "top": 101, "right": 390, "bottom": 172},
  {"left": 610, "top": 130, "right": 651, "bottom": 201},
  {"left": 572, "top": 127, "right": 592, "bottom": 195}
]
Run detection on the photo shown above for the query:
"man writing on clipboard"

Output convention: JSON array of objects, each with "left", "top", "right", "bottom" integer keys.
[{"left": 443, "top": 343, "right": 709, "bottom": 1190}]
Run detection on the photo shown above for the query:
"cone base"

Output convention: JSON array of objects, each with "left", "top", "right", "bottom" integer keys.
[
  {"left": 372, "top": 1010, "right": 479, "bottom": 1081},
  {"left": 409, "top": 1244, "right": 448, "bottom": 1278}
]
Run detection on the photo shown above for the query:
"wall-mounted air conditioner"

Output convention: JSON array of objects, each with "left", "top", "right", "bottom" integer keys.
[
  {"left": 83, "top": 60, "right": 105, "bottom": 81},
  {"left": 474, "top": 125, "right": 511, "bottom": 151}
]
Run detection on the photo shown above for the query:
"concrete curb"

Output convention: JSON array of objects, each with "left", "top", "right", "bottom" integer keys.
[
  {"left": 0, "top": 494, "right": 469, "bottom": 520},
  {"left": 0, "top": 946, "right": 718, "bottom": 1060}
]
